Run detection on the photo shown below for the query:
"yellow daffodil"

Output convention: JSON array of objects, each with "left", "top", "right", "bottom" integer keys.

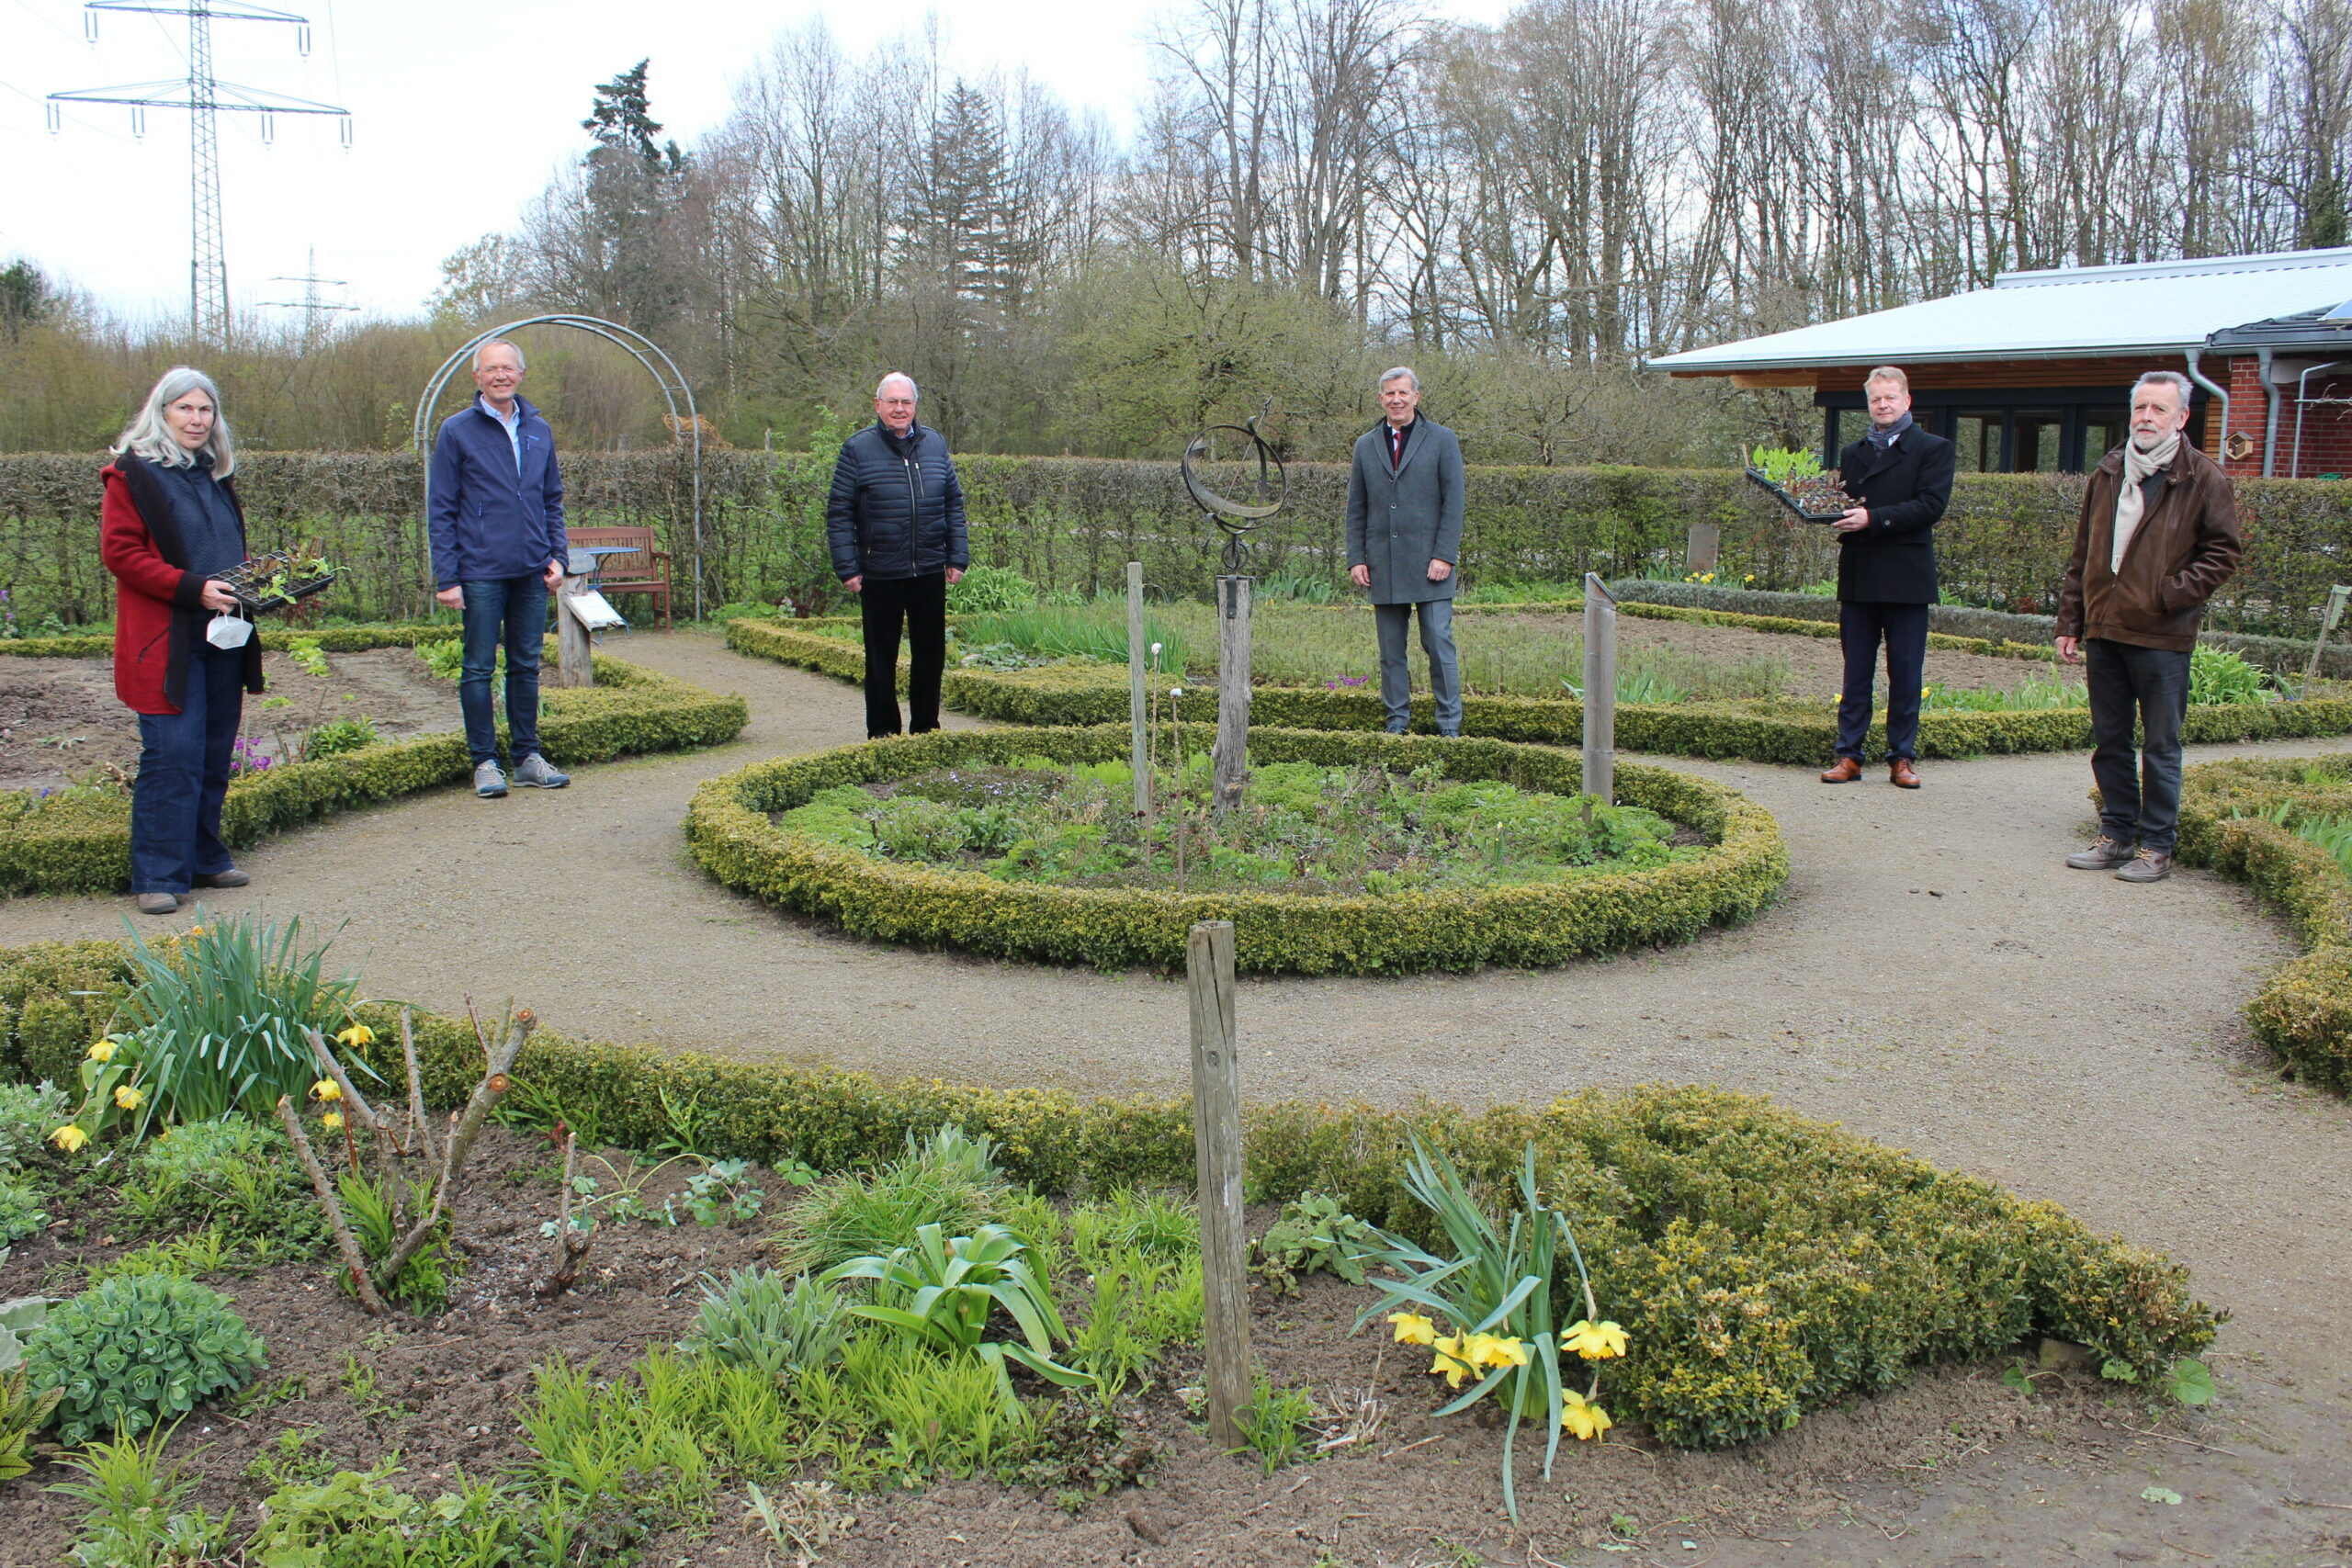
[
  {"left": 113, "top": 1085, "right": 143, "bottom": 1111},
  {"left": 86, "top": 1039, "right": 117, "bottom": 1062},
  {"left": 322, "top": 1111, "right": 345, "bottom": 1133},
  {"left": 1430, "top": 1336, "right": 1479, "bottom": 1389},
  {"left": 1561, "top": 1390, "right": 1612, "bottom": 1441},
  {"left": 311, "top": 1078, "right": 343, "bottom": 1102},
  {"left": 1387, "top": 1312, "right": 1438, "bottom": 1347},
  {"left": 187, "top": 925, "right": 204, "bottom": 937},
  {"left": 50, "top": 1124, "right": 88, "bottom": 1153},
  {"left": 336, "top": 1023, "right": 375, "bottom": 1048},
  {"left": 1562, "top": 1319, "right": 1630, "bottom": 1360},
  {"left": 1472, "top": 1334, "right": 1532, "bottom": 1370}
]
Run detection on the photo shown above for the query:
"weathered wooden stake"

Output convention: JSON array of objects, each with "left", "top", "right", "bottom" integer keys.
[
  {"left": 1187, "top": 919, "right": 1250, "bottom": 1452},
  {"left": 1686, "top": 520, "right": 1721, "bottom": 578},
  {"left": 1129, "top": 561, "right": 1150, "bottom": 818},
  {"left": 1213, "top": 575, "right": 1253, "bottom": 815},
  {"left": 555, "top": 572, "right": 595, "bottom": 689},
  {"left": 2300, "top": 583, "right": 2352, "bottom": 698},
  {"left": 1582, "top": 571, "right": 1616, "bottom": 804}
]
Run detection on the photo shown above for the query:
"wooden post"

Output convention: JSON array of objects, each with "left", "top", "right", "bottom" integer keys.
[
  {"left": 2299, "top": 583, "right": 2351, "bottom": 697},
  {"left": 555, "top": 572, "right": 594, "bottom": 689},
  {"left": 1187, "top": 919, "right": 1250, "bottom": 1453},
  {"left": 1213, "top": 574, "right": 1253, "bottom": 815},
  {"left": 1129, "top": 561, "right": 1150, "bottom": 818},
  {"left": 1582, "top": 571, "right": 1616, "bottom": 804}
]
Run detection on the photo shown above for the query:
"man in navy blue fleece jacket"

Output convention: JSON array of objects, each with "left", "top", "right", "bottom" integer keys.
[
  {"left": 428, "top": 339, "right": 570, "bottom": 798},
  {"left": 826, "top": 373, "right": 968, "bottom": 738}
]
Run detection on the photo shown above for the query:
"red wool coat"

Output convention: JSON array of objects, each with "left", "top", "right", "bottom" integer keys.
[{"left": 99, "top": 457, "right": 265, "bottom": 716}]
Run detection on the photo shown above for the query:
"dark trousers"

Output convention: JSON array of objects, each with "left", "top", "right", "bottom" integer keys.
[
  {"left": 1836, "top": 600, "right": 1929, "bottom": 761},
  {"left": 1373, "top": 600, "right": 1463, "bottom": 734},
  {"left": 859, "top": 571, "right": 947, "bottom": 738},
  {"left": 130, "top": 640, "right": 244, "bottom": 895},
  {"left": 458, "top": 574, "right": 547, "bottom": 766},
  {"left": 2086, "top": 637, "right": 2191, "bottom": 853}
]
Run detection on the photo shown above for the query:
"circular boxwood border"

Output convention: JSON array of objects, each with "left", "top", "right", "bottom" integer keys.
[{"left": 685, "top": 724, "right": 1788, "bottom": 975}]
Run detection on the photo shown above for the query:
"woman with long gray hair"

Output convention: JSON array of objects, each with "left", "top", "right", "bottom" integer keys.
[{"left": 99, "top": 366, "right": 265, "bottom": 915}]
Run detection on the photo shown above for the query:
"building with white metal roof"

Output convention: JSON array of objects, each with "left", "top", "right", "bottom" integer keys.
[{"left": 1646, "top": 247, "right": 2352, "bottom": 477}]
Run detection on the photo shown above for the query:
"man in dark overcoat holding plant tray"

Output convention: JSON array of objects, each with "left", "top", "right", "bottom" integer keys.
[{"left": 1821, "top": 365, "right": 1954, "bottom": 789}]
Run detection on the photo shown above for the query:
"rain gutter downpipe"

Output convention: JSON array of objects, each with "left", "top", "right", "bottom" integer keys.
[
  {"left": 2184, "top": 347, "right": 2231, "bottom": 464},
  {"left": 2259, "top": 346, "right": 2280, "bottom": 478},
  {"left": 2295, "top": 361, "right": 2346, "bottom": 479}
]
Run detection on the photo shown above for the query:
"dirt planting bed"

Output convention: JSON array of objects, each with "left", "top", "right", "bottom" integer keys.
[{"left": 0, "top": 648, "right": 458, "bottom": 794}]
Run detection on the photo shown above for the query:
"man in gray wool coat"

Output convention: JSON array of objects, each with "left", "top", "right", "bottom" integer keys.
[{"left": 1345, "top": 367, "right": 1465, "bottom": 737}]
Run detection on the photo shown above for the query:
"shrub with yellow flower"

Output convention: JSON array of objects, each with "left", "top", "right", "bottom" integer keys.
[{"left": 1353, "top": 1136, "right": 1625, "bottom": 1523}]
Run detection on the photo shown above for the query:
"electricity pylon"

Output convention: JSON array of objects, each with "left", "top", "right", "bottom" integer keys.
[
  {"left": 48, "top": 1, "right": 351, "bottom": 344},
  {"left": 260, "top": 245, "right": 356, "bottom": 349}
]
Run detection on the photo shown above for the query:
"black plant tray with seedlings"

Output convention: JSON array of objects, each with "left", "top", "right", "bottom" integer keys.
[
  {"left": 1742, "top": 446, "right": 1854, "bottom": 524},
  {"left": 220, "top": 549, "right": 338, "bottom": 615}
]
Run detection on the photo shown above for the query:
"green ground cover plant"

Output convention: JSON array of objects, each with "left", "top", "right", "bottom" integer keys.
[
  {"left": 24, "top": 1271, "right": 266, "bottom": 1445},
  {"left": 780, "top": 753, "right": 1690, "bottom": 897},
  {"left": 693, "top": 724, "right": 1788, "bottom": 974}
]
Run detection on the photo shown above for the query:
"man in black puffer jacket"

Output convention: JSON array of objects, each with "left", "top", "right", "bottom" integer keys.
[{"left": 827, "top": 373, "right": 969, "bottom": 737}]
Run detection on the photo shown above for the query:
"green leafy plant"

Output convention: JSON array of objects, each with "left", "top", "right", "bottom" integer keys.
[
  {"left": 0, "top": 1362, "right": 62, "bottom": 1479},
  {"left": 945, "top": 564, "right": 1043, "bottom": 614},
  {"left": 0, "top": 1294, "right": 51, "bottom": 1371},
  {"left": 58, "top": 911, "right": 366, "bottom": 1145},
  {"left": 2189, "top": 645, "right": 2278, "bottom": 705},
  {"left": 822, "top": 1222, "right": 1096, "bottom": 1403},
  {"left": 47, "top": 1422, "right": 233, "bottom": 1568},
  {"left": 0, "top": 1080, "right": 70, "bottom": 1169},
  {"left": 1234, "top": 1373, "right": 1317, "bottom": 1474},
  {"left": 781, "top": 1124, "right": 1009, "bottom": 1272},
  {"left": 86, "top": 1227, "right": 231, "bottom": 1284},
  {"left": 0, "top": 1171, "right": 48, "bottom": 1244},
  {"left": 26, "top": 1272, "right": 267, "bottom": 1445},
  {"left": 300, "top": 713, "right": 382, "bottom": 760},
  {"left": 115, "top": 1118, "right": 322, "bottom": 1253},
  {"left": 1253, "top": 1191, "right": 1382, "bottom": 1292},
  {"left": 681, "top": 1268, "right": 852, "bottom": 1384},
  {"left": 682, "top": 1157, "right": 765, "bottom": 1226},
  {"left": 1357, "top": 1138, "right": 1620, "bottom": 1524},
  {"left": 340, "top": 1169, "right": 455, "bottom": 1314},
  {"left": 1746, "top": 445, "right": 1826, "bottom": 483}
]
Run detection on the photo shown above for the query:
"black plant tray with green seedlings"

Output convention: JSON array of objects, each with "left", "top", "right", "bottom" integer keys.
[
  {"left": 219, "top": 548, "right": 339, "bottom": 615},
  {"left": 777, "top": 754, "right": 1692, "bottom": 897},
  {"left": 1743, "top": 446, "right": 1852, "bottom": 523}
]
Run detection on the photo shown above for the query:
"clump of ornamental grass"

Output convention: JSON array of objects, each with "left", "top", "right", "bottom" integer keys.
[{"left": 778, "top": 1125, "right": 1010, "bottom": 1274}]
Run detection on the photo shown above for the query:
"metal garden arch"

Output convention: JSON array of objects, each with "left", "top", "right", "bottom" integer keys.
[{"left": 413, "top": 315, "right": 707, "bottom": 618}]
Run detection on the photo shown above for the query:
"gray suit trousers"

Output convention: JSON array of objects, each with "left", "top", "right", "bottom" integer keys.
[{"left": 1374, "top": 600, "right": 1461, "bottom": 734}]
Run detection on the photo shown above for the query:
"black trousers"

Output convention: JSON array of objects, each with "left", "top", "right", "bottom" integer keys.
[
  {"left": 1835, "top": 600, "right": 1929, "bottom": 761},
  {"left": 2086, "top": 637, "right": 2191, "bottom": 853},
  {"left": 859, "top": 571, "right": 947, "bottom": 738}
]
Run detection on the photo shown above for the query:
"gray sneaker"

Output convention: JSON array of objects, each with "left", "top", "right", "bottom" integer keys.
[
  {"left": 474, "top": 761, "right": 508, "bottom": 798},
  {"left": 2065, "top": 836, "right": 2135, "bottom": 870},
  {"left": 2114, "top": 849, "right": 2175, "bottom": 883},
  {"left": 512, "top": 752, "right": 570, "bottom": 789}
]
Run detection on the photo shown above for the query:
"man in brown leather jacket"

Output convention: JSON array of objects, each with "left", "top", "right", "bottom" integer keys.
[{"left": 2055, "top": 371, "right": 2244, "bottom": 883}]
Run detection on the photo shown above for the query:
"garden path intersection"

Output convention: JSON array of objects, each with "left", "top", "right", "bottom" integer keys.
[{"left": 5, "top": 627, "right": 2351, "bottom": 1565}]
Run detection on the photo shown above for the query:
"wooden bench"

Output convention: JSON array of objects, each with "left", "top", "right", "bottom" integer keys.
[{"left": 568, "top": 525, "right": 672, "bottom": 629}]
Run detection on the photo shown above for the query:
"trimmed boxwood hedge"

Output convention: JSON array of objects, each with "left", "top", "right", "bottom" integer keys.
[
  {"left": 2177, "top": 754, "right": 2352, "bottom": 1096},
  {"left": 727, "top": 615, "right": 2352, "bottom": 765},
  {"left": 0, "top": 622, "right": 466, "bottom": 660},
  {"left": 2, "top": 649, "right": 749, "bottom": 896},
  {"left": 685, "top": 722, "right": 1788, "bottom": 975},
  {"left": 0, "top": 935, "right": 2220, "bottom": 1449}
]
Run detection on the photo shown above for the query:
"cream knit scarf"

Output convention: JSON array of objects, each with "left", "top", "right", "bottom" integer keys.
[{"left": 2112, "top": 431, "right": 2180, "bottom": 573}]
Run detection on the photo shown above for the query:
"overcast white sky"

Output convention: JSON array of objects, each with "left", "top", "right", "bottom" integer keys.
[{"left": 1, "top": 0, "right": 1514, "bottom": 325}]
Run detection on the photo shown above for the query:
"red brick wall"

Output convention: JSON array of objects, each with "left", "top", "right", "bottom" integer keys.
[{"left": 2222, "top": 355, "right": 2352, "bottom": 479}]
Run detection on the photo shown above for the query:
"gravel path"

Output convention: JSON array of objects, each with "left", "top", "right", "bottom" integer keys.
[{"left": 5, "top": 628, "right": 2349, "bottom": 1564}]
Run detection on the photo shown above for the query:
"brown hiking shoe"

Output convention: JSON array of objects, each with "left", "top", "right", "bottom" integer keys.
[
  {"left": 2114, "top": 849, "right": 2175, "bottom": 883},
  {"left": 2065, "top": 837, "right": 2136, "bottom": 870},
  {"left": 1820, "top": 757, "right": 1863, "bottom": 784}
]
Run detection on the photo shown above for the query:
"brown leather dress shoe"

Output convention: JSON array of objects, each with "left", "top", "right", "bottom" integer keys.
[
  {"left": 1819, "top": 757, "right": 1863, "bottom": 784},
  {"left": 1889, "top": 758, "right": 1921, "bottom": 789}
]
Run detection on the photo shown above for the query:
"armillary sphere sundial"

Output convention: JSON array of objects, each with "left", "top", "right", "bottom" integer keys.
[
  {"left": 1181, "top": 400, "right": 1289, "bottom": 581},
  {"left": 1179, "top": 400, "right": 1288, "bottom": 811}
]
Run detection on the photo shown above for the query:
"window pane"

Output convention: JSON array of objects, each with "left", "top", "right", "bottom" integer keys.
[
  {"left": 1953, "top": 413, "right": 1998, "bottom": 474},
  {"left": 2014, "top": 411, "right": 2063, "bottom": 473},
  {"left": 2083, "top": 410, "right": 2128, "bottom": 466}
]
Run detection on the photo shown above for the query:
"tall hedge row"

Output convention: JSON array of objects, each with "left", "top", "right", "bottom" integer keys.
[{"left": 6, "top": 450, "right": 2349, "bottom": 637}]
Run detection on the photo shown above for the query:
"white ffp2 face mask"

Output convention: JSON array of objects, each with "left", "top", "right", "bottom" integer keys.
[{"left": 206, "top": 614, "right": 253, "bottom": 649}]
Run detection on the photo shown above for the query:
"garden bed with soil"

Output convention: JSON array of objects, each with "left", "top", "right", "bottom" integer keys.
[{"left": 0, "top": 648, "right": 459, "bottom": 795}]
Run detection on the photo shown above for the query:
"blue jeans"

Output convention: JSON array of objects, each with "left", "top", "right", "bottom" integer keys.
[
  {"left": 130, "top": 640, "right": 244, "bottom": 895},
  {"left": 1836, "top": 600, "right": 1928, "bottom": 761},
  {"left": 459, "top": 575, "right": 547, "bottom": 766},
  {"left": 1374, "top": 600, "right": 1462, "bottom": 734}
]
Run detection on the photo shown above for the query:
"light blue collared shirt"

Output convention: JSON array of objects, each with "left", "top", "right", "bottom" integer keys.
[{"left": 478, "top": 395, "right": 523, "bottom": 477}]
